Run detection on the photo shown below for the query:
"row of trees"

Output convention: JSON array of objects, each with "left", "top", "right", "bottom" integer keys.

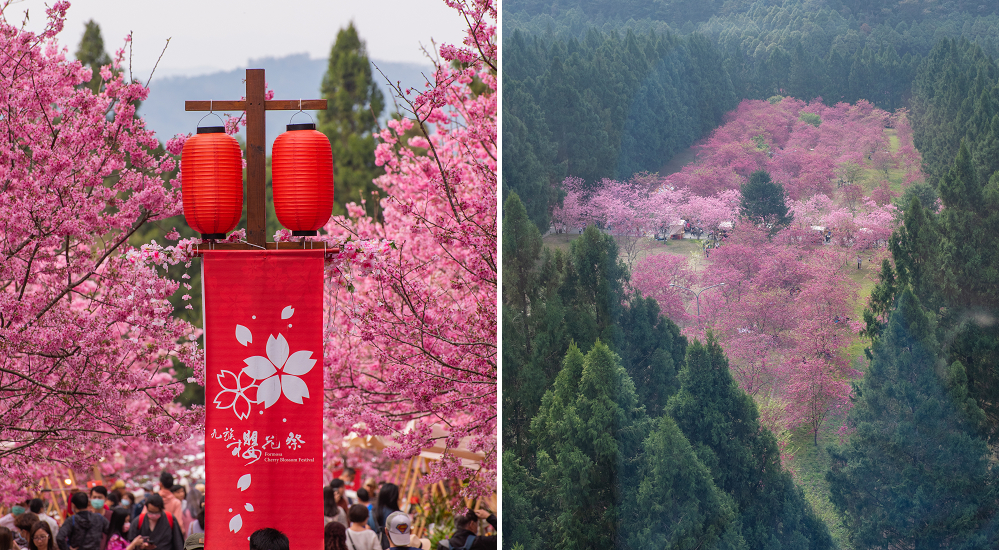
[
  {"left": 503, "top": 194, "right": 832, "bottom": 550},
  {"left": 504, "top": 0, "right": 997, "bottom": 29},
  {"left": 506, "top": 0, "right": 997, "bottom": 103},
  {"left": 829, "top": 141, "right": 998, "bottom": 547}
]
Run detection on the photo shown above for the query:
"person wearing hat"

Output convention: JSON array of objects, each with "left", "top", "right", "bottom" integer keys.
[
  {"left": 384, "top": 511, "right": 416, "bottom": 550},
  {"left": 443, "top": 509, "right": 496, "bottom": 550},
  {"left": 0, "top": 500, "right": 27, "bottom": 532},
  {"left": 183, "top": 532, "right": 204, "bottom": 550}
]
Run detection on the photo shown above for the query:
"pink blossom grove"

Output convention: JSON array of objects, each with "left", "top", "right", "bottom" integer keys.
[
  {"left": 317, "top": 0, "right": 497, "bottom": 502},
  {"left": 555, "top": 97, "right": 911, "bottom": 445}
]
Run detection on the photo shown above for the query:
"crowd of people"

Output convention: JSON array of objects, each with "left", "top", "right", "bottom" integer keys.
[
  {"left": 0, "top": 468, "right": 495, "bottom": 550},
  {"left": 0, "top": 471, "right": 203, "bottom": 550}
]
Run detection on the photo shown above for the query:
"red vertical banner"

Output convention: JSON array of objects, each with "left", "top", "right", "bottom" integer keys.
[{"left": 202, "top": 250, "right": 324, "bottom": 549}]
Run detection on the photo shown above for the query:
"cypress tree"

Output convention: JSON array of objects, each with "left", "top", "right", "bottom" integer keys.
[
  {"left": 625, "top": 414, "right": 747, "bottom": 550},
  {"left": 75, "top": 20, "right": 112, "bottom": 93},
  {"left": 318, "top": 23, "right": 385, "bottom": 217},
  {"left": 888, "top": 195, "right": 942, "bottom": 308},
  {"left": 935, "top": 146, "right": 998, "bottom": 443},
  {"left": 668, "top": 336, "right": 832, "bottom": 550},
  {"left": 738, "top": 170, "right": 793, "bottom": 233},
  {"left": 502, "top": 450, "right": 541, "bottom": 550},
  {"left": 565, "top": 226, "right": 628, "bottom": 346},
  {"left": 616, "top": 294, "right": 686, "bottom": 417},
  {"left": 827, "top": 290, "right": 998, "bottom": 549},
  {"left": 502, "top": 192, "right": 549, "bottom": 460},
  {"left": 532, "top": 341, "right": 649, "bottom": 550}
]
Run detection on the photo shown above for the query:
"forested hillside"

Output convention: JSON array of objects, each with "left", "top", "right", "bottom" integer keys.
[
  {"left": 502, "top": 0, "right": 997, "bottom": 230},
  {"left": 503, "top": 198, "right": 833, "bottom": 550},
  {"left": 503, "top": 29, "right": 736, "bottom": 229},
  {"left": 501, "top": 0, "right": 997, "bottom": 548}
]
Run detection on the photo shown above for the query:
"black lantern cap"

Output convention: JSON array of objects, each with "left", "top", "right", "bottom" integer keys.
[
  {"left": 201, "top": 233, "right": 227, "bottom": 240},
  {"left": 196, "top": 126, "right": 226, "bottom": 134},
  {"left": 291, "top": 230, "right": 318, "bottom": 236},
  {"left": 286, "top": 123, "right": 317, "bottom": 131}
]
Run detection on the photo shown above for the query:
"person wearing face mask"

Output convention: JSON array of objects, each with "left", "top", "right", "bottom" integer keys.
[
  {"left": 56, "top": 492, "right": 108, "bottom": 550},
  {"left": 103, "top": 507, "right": 143, "bottom": 550},
  {"left": 13, "top": 512, "right": 39, "bottom": 549},
  {"left": 89, "top": 487, "right": 112, "bottom": 520},
  {"left": 126, "top": 494, "right": 183, "bottom": 550},
  {"left": 0, "top": 501, "right": 27, "bottom": 533}
]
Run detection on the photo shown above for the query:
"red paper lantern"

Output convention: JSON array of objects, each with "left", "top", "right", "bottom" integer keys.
[
  {"left": 271, "top": 123, "right": 333, "bottom": 236},
  {"left": 181, "top": 127, "right": 243, "bottom": 239}
]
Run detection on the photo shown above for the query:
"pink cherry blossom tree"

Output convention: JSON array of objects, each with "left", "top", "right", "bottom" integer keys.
[
  {"left": 631, "top": 253, "right": 696, "bottom": 321},
  {"left": 0, "top": 2, "right": 201, "bottom": 486},
  {"left": 316, "top": 0, "right": 497, "bottom": 503}
]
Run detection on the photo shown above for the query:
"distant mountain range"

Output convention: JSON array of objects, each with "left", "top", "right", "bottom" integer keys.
[{"left": 138, "top": 53, "right": 433, "bottom": 153}]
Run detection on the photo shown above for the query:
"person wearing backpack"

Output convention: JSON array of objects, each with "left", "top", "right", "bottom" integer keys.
[
  {"left": 126, "top": 494, "right": 183, "bottom": 550},
  {"left": 440, "top": 509, "right": 496, "bottom": 550},
  {"left": 56, "top": 493, "right": 109, "bottom": 550}
]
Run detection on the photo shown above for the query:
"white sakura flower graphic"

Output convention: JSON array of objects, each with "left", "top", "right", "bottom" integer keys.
[
  {"left": 242, "top": 334, "right": 316, "bottom": 408},
  {"left": 213, "top": 370, "right": 259, "bottom": 420}
]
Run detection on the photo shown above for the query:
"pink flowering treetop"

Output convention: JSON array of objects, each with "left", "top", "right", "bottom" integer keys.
[
  {"left": 0, "top": 3, "right": 201, "bottom": 485},
  {"left": 317, "top": 0, "right": 497, "bottom": 503}
]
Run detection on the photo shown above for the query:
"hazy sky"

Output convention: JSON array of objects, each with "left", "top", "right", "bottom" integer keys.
[{"left": 15, "top": 0, "right": 466, "bottom": 77}]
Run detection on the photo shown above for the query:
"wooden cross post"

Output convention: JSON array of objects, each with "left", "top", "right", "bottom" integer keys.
[{"left": 185, "top": 68, "right": 329, "bottom": 251}]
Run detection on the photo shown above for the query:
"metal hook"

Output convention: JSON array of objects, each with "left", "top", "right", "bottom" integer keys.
[
  {"left": 197, "top": 100, "right": 225, "bottom": 128},
  {"left": 288, "top": 99, "right": 316, "bottom": 125}
]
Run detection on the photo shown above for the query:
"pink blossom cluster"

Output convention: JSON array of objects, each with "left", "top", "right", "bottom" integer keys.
[
  {"left": 662, "top": 97, "right": 922, "bottom": 200},
  {"left": 317, "top": 0, "right": 496, "bottom": 504},
  {"left": 551, "top": 176, "right": 742, "bottom": 265},
  {"left": 587, "top": 98, "right": 918, "bottom": 449},
  {"left": 676, "top": 227, "right": 863, "bottom": 442},
  {"left": 0, "top": 4, "right": 202, "bottom": 486}
]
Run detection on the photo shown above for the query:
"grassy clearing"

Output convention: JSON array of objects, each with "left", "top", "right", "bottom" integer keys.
[
  {"left": 788, "top": 421, "right": 854, "bottom": 549},
  {"left": 863, "top": 129, "right": 908, "bottom": 194},
  {"left": 541, "top": 233, "right": 705, "bottom": 269},
  {"left": 788, "top": 259, "right": 878, "bottom": 549}
]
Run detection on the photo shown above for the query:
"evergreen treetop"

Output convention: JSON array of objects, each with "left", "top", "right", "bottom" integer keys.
[{"left": 318, "top": 23, "right": 385, "bottom": 217}]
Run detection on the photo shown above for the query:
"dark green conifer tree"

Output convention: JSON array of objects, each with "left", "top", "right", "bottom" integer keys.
[
  {"left": 502, "top": 450, "right": 541, "bottom": 550},
  {"left": 318, "top": 23, "right": 385, "bottom": 217},
  {"left": 75, "top": 20, "right": 112, "bottom": 93},
  {"left": 502, "top": 192, "right": 549, "bottom": 459},
  {"left": 625, "top": 414, "right": 747, "bottom": 550},
  {"left": 828, "top": 290, "right": 998, "bottom": 549},
  {"left": 738, "top": 170, "right": 793, "bottom": 233},
  {"left": 615, "top": 294, "right": 685, "bottom": 417},
  {"left": 564, "top": 226, "right": 628, "bottom": 345},
  {"left": 532, "top": 341, "right": 649, "bottom": 550},
  {"left": 888, "top": 195, "right": 941, "bottom": 308},
  {"left": 668, "top": 336, "right": 832, "bottom": 550}
]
